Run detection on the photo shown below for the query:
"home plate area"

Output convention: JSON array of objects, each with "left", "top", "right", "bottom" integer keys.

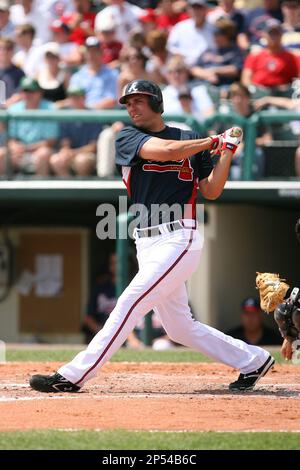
[{"left": 0, "top": 362, "right": 299, "bottom": 432}]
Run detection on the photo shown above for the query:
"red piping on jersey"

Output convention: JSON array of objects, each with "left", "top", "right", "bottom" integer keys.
[
  {"left": 143, "top": 161, "right": 193, "bottom": 181},
  {"left": 122, "top": 168, "right": 132, "bottom": 197},
  {"left": 184, "top": 178, "right": 198, "bottom": 220},
  {"left": 74, "top": 232, "right": 194, "bottom": 385}
]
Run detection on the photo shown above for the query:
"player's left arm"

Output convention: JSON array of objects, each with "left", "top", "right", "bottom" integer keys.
[
  {"left": 199, "top": 127, "right": 243, "bottom": 200},
  {"left": 199, "top": 148, "right": 234, "bottom": 200}
]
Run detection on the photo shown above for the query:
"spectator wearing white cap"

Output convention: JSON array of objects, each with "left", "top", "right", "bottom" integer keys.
[
  {"left": 36, "top": 43, "right": 70, "bottom": 103},
  {"left": 167, "top": 0, "right": 215, "bottom": 66},
  {"left": 68, "top": 36, "right": 118, "bottom": 109},
  {"left": 95, "top": 18, "right": 122, "bottom": 67},
  {"left": 0, "top": 0, "right": 15, "bottom": 40},
  {"left": 94, "top": 0, "right": 143, "bottom": 44}
]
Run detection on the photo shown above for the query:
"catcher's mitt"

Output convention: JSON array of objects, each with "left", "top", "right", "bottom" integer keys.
[{"left": 256, "top": 272, "right": 290, "bottom": 313}]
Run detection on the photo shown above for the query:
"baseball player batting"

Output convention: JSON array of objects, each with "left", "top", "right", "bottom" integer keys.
[{"left": 30, "top": 80, "right": 274, "bottom": 393}]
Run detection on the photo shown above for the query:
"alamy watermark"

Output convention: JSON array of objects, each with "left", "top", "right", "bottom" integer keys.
[{"left": 95, "top": 196, "right": 205, "bottom": 240}]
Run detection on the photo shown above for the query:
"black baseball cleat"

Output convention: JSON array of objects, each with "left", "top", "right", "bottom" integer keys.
[
  {"left": 30, "top": 372, "right": 80, "bottom": 393},
  {"left": 229, "top": 355, "right": 275, "bottom": 392}
]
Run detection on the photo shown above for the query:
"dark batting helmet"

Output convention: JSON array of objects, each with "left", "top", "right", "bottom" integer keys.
[{"left": 119, "top": 79, "right": 164, "bottom": 114}]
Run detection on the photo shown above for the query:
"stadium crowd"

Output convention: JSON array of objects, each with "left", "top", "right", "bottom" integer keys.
[{"left": 0, "top": 0, "right": 299, "bottom": 178}]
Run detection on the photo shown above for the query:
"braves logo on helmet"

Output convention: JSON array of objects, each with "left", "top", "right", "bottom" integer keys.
[
  {"left": 119, "top": 79, "right": 164, "bottom": 114},
  {"left": 126, "top": 81, "right": 139, "bottom": 94}
]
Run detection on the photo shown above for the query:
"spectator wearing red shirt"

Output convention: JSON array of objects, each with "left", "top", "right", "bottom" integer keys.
[
  {"left": 156, "top": 0, "right": 189, "bottom": 32},
  {"left": 139, "top": 8, "right": 158, "bottom": 35},
  {"left": 61, "top": 0, "right": 96, "bottom": 45},
  {"left": 95, "top": 19, "right": 122, "bottom": 67},
  {"left": 242, "top": 19, "right": 299, "bottom": 89}
]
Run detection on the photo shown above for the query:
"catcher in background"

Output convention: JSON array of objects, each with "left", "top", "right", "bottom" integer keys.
[{"left": 256, "top": 219, "right": 300, "bottom": 360}]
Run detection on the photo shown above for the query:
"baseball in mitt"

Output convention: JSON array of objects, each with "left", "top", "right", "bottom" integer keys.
[{"left": 256, "top": 272, "right": 290, "bottom": 313}]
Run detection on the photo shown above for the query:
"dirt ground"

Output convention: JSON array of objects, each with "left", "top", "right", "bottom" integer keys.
[{"left": 0, "top": 362, "right": 299, "bottom": 432}]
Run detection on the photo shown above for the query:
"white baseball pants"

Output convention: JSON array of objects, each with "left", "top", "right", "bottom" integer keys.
[{"left": 59, "top": 223, "right": 269, "bottom": 387}]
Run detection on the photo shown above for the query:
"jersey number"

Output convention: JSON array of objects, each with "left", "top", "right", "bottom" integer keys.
[{"left": 143, "top": 159, "right": 194, "bottom": 181}]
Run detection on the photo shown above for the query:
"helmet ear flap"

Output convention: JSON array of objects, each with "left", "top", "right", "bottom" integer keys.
[{"left": 148, "top": 96, "right": 164, "bottom": 114}]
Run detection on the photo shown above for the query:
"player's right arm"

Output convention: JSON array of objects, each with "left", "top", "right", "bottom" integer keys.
[
  {"left": 139, "top": 136, "right": 216, "bottom": 162},
  {"left": 115, "top": 126, "right": 220, "bottom": 167}
]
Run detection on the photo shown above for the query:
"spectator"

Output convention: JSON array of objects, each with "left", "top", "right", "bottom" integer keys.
[
  {"left": 10, "top": 0, "right": 53, "bottom": 45},
  {"left": 281, "top": 0, "right": 300, "bottom": 56},
  {"left": 138, "top": 8, "right": 158, "bottom": 35},
  {"left": 49, "top": 19, "right": 82, "bottom": 67},
  {"left": 217, "top": 82, "right": 272, "bottom": 179},
  {"left": 0, "top": 0, "right": 15, "bottom": 39},
  {"left": 167, "top": 0, "right": 215, "bottom": 66},
  {"left": 155, "top": 0, "right": 189, "bottom": 32},
  {"left": 60, "top": 0, "right": 96, "bottom": 45},
  {"left": 241, "top": 19, "right": 299, "bottom": 90},
  {"left": 50, "top": 86, "right": 101, "bottom": 176},
  {"left": 117, "top": 46, "right": 156, "bottom": 98},
  {"left": 207, "top": 0, "right": 245, "bottom": 34},
  {"left": 13, "top": 24, "right": 41, "bottom": 78},
  {"left": 235, "top": 0, "right": 262, "bottom": 7},
  {"left": 69, "top": 36, "right": 118, "bottom": 109},
  {"left": 127, "top": 30, "right": 148, "bottom": 51},
  {"left": 41, "top": 0, "right": 75, "bottom": 21},
  {"left": 254, "top": 92, "right": 300, "bottom": 175},
  {"left": 145, "top": 29, "right": 170, "bottom": 84},
  {"left": 82, "top": 253, "right": 143, "bottom": 348},
  {"left": 94, "top": 0, "right": 143, "bottom": 43},
  {"left": 226, "top": 297, "right": 282, "bottom": 346},
  {"left": 244, "top": 0, "right": 283, "bottom": 47},
  {"left": 0, "top": 38, "right": 25, "bottom": 106},
  {"left": 191, "top": 18, "right": 244, "bottom": 90},
  {"left": 94, "top": 18, "right": 123, "bottom": 67},
  {"left": 163, "top": 56, "right": 214, "bottom": 122},
  {"left": 5, "top": 77, "right": 59, "bottom": 176},
  {"left": 36, "top": 43, "right": 70, "bottom": 102}
]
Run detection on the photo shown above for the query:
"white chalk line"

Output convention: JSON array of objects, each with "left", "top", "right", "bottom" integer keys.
[
  {"left": 54, "top": 428, "right": 300, "bottom": 434},
  {"left": 0, "top": 393, "right": 300, "bottom": 402}
]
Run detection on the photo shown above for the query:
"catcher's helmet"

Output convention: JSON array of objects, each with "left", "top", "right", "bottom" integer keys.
[{"left": 119, "top": 80, "right": 164, "bottom": 114}]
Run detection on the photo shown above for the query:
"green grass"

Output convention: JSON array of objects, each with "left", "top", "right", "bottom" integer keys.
[
  {"left": 6, "top": 348, "right": 210, "bottom": 363},
  {"left": 0, "top": 430, "right": 299, "bottom": 450},
  {"left": 5, "top": 348, "right": 286, "bottom": 364}
]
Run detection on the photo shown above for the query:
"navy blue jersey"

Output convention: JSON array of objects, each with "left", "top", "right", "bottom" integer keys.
[{"left": 115, "top": 125, "right": 213, "bottom": 227}]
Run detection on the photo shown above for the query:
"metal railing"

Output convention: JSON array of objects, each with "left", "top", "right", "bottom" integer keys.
[{"left": 1, "top": 108, "right": 299, "bottom": 181}]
